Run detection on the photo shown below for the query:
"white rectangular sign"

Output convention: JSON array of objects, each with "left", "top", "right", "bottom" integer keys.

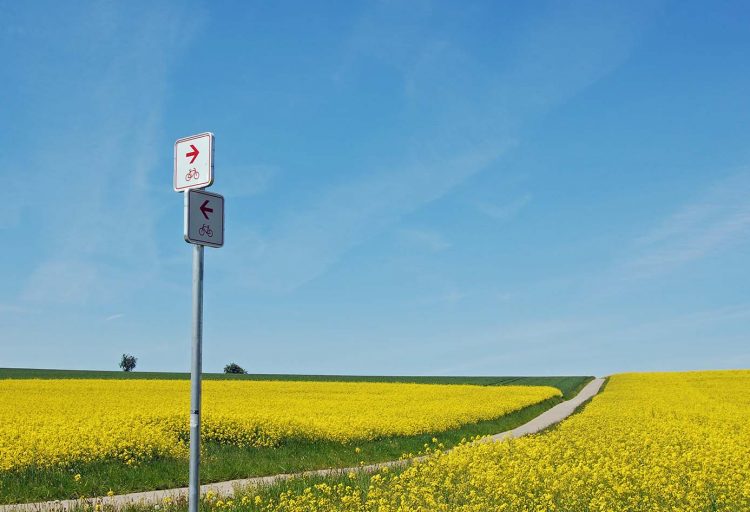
[
  {"left": 174, "top": 132, "right": 214, "bottom": 192},
  {"left": 184, "top": 189, "right": 224, "bottom": 248}
]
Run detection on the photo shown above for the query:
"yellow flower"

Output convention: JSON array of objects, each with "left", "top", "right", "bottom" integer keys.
[
  {"left": 73, "top": 473, "right": 81, "bottom": 482},
  {"left": 0, "top": 379, "right": 558, "bottom": 471},
  {"left": 243, "top": 371, "right": 750, "bottom": 512}
]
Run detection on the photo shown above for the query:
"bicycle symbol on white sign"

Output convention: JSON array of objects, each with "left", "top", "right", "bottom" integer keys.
[{"left": 174, "top": 132, "right": 214, "bottom": 192}]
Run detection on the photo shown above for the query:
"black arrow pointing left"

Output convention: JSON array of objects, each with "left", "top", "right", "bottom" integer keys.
[{"left": 200, "top": 200, "right": 213, "bottom": 220}]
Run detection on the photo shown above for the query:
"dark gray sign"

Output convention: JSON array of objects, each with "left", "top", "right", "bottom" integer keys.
[{"left": 184, "top": 189, "right": 224, "bottom": 248}]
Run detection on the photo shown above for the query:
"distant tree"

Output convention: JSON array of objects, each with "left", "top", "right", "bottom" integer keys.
[
  {"left": 119, "top": 353, "right": 137, "bottom": 372},
  {"left": 224, "top": 362, "right": 247, "bottom": 374}
]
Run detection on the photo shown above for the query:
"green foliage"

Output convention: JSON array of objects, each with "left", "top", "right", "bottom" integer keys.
[
  {"left": 223, "top": 362, "right": 247, "bottom": 374},
  {"left": 118, "top": 354, "right": 137, "bottom": 372}
]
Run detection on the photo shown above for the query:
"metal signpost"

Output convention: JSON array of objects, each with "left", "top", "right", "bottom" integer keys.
[{"left": 174, "top": 132, "right": 223, "bottom": 512}]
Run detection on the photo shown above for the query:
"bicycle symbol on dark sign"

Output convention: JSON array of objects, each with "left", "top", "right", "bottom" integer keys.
[
  {"left": 199, "top": 224, "right": 213, "bottom": 237},
  {"left": 186, "top": 168, "right": 200, "bottom": 181}
]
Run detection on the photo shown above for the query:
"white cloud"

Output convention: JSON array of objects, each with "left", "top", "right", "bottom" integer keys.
[
  {"left": 625, "top": 170, "right": 750, "bottom": 278},
  {"left": 0, "top": 168, "right": 22, "bottom": 230},
  {"left": 13, "top": 4, "right": 198, "bottom": 305},
  {"left": 22, "top": 260, "right": 102, "bottom": 304},
  {"left": 0, "top": 303, "right": 35, "bottom": 315},
  {"left": 225, "top": 2, "right": 656, "bottom": 293},
  {"left": 225, "top": 144, "right": 507, "bottom": 292},
  {"left": 220, "top": 165, "right": 278, "bottom": 198},
  {"left": 434, "top": 302, "right": 750, "bottom": 375},
  {"left": 476, "top": 194, "right": 532, "bottom": 222},
  {"left": 399, "top": 228, "right": 451, "bottom": 252},
  {"left": 413, "top": 289, "right": 469, "bottom": 306}
]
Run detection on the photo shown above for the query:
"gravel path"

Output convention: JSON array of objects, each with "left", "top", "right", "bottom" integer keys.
[{"left": 2, "top": 378, "right": 605, "bottom": 511}]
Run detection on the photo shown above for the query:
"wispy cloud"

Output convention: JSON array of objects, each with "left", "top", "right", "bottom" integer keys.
[
  {"left": 12, "top": 4, "right": 199, "bottom": 305},
  {"left": 435, "top": 302, "right": 750, "bottom": 375},
  {"left": 0, "top": 303, "right": 35, "bottom": 315},
  {"left": 476, "top": 194, "right": 532, "bottom": 222},
  {"left": 23, "top": 260, "right": 102, "bottom": 304},
  {"left": 220, "top": 165, "right": 278, "bottom": 199},
  {"left": 226, "top": 1, "right": 656, "bottom": 293},
  {"left": 413, "top": 289, "right": 469, "bottom": 307},
  {"left": 430, "top": 316, "right": 600, "bottom": 375},
  {"left": 0, "top": 160, "right": 22, "bottom": 229},
  {"left": 624, "top": 170, "right": 750, "bottom": 278},
  {"left": 105, "top": 313, "right": 125, "bottom": 322},
  {"left": 398, "top": 228, "right": 451, "bottom": 252},
  {"left": 225, "top": 144, "right": 507, "bottom": 292}
]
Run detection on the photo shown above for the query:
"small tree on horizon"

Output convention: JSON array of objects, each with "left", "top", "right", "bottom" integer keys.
[
  {"left": 224, "top": 362, "right": 247, "bottom": 374},
  {"left": 119, "top": 353, "right": 137, "bottom": 372}
]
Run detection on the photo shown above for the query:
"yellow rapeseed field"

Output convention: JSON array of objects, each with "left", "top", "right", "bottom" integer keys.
[
  {"left": 0, "top": 379, "right": 559, "bottom": 471},
  {"left": 248, "top": 370, "right": 750, "bottom": 512}
]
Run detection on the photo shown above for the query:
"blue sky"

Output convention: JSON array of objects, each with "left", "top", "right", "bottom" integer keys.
[{"left": 2, "top": 1, "right": 749, "bottom": 376}]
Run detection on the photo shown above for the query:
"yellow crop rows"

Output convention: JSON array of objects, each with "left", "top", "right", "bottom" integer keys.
[
  {"left": 0, "top": 379, "right": 558, "bottom": 471},
  {"left": 254, "top": 370, "right": 750, "bottom": 511}
]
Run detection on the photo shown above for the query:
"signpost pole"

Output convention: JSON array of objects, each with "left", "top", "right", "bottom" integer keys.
[
  {"left": 176, "top": 132, "right": 221, "bottom": 512},
  {"left": 188, "top": 243, "right": 204, "bottom": 512}
]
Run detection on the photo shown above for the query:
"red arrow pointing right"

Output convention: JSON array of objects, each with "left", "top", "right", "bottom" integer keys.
[{"left": 186, "top": 144, "right": 200, "bottom": 164}]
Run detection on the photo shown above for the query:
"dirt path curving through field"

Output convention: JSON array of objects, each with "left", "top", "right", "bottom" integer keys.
[{"left": 2, "top": 378, "right": 605, "bottom": 511}]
